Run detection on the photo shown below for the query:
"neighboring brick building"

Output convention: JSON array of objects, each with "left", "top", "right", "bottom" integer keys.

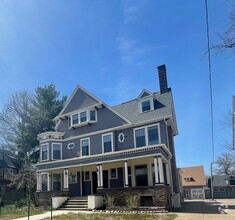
[{"left": 181, "top": 166, "right": 206, "bottom": 199}]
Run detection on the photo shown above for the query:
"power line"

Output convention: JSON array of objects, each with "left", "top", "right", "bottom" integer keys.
[{"left": 205, "top": 0, "right": 215, "bottom": 162}]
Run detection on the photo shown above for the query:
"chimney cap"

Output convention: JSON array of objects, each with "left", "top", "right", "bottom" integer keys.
[{"left": 157, "top": 64, "right": 166, "bottom": 70}]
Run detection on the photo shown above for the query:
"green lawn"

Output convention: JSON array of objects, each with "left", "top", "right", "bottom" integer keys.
[
  {"left": 0, "top": 205, "right": 46, "bottom": 220},
  {"left": 43, "top": 213, "right": 177, "bottom": 220}
]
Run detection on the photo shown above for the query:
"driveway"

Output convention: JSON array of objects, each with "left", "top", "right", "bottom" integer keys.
[{"left": 174, "top": 199, "right": 235, "bottom": 220}]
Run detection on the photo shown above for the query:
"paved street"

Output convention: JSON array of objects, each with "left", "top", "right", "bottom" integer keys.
[{"left": 175, "top": 199, "right": 235, "bottom": 220}]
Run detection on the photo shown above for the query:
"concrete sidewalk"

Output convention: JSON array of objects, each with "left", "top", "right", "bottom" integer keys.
[
  {"left": 13, "top": 210, "right": 91, "bottom": 220},
  {"left": 174, "top": 199, "right": 235, "bottom": 220}
]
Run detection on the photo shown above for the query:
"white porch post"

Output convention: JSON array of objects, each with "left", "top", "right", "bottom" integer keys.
[
  {"left": 97, "top": 165, "right": 100, "bottom": 188},
  {"left": 165, "top": 163, "right": 170, "bottom": 185},
  {"left": 158, "top": 157, "right": 164, "bottom": 184},
  {"left": 131, "top": 164, "right": 136, "bottom": 187},
  {"left": 154, "top": 157, "right": 159, "bottom": 185},
  {"left": 147, "top": 161, "right": 153, "bottom": 186},
  {"left": 100, "top": 164, "right": 103, "bottom": 188},
  {"left": 64, "top": 168, "right": 69, "bottom": 190},
  {"left": 36, "top": 172, "right": 42, "bottom": 192},
  {"left": 47, "top": 173, "right": 51, "bottom": 191},
  {"left": 124, "top": 160, "right": 129, "bottom": 187}
]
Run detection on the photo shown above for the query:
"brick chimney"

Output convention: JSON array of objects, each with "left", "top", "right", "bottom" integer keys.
[{"left": 158, "top": 64, "right": 168, "bottom": 94}]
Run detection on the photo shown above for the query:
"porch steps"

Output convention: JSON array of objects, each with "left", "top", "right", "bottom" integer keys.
[{"left": 58, "top": 197, "right": 88, "bottom": 211}]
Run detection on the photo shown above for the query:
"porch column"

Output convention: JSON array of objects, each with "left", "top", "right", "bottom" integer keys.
[
  {"left": 47, "top": 173, "right": 51, "bottom": 191},
  {"left": 97, "top": 165, "right": 100, "bottom": 188},
  {"left": 158, "top": 157, "right": 164, "bottom": 184},
  {"left": 147, "top": 161, "right": 153, "bottom": 186},
  {"left": 100, "top": 164, "right": 103, "bottom": 188},
  {"left": 124, "top": 160, "right": 129, "bottom": 187},
  {"left": 154, "top": 157, "right": 159, "bottom": 185},
  {"left": 63, "top": 168, "right": 69, "bottom": 190},
  {"left": 36, "top": 172, "right": 42, "bottom": 192},
  {"left": 165, "top": 163, "right": 170, "bottom": 185}
]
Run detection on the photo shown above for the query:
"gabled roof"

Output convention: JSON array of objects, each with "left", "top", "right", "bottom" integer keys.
[
  {"left": 209, "top": 174, "right": 235, "bottom": 187},
  {"left": 181, "top": 166, "right": 206, "bottom": 187},
  {"left": 138, "top": 89, "right": 152, "bottom": 99},
  {"left": 112, "top": 90, "right": 174, "bottom": 125},
  {"left": 55, "top": 85, "right": 132, "bottom": 124},
  {"left": 0, "top": 149, "right": 19, "bottom": 169}
]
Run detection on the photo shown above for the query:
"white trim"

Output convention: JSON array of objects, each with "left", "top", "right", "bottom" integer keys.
[
  {"left": 83, "top": 171, "right": 91, "bottom": 181},
  {"left": 133, "top": 123, "right": 161, "bottom": 148},
  {"left": 80, "top": 137, "right": 90, "bottom": 157},
  {"left": 102, "top": 132, "right": 114, "bottom": 153},
  {"left": 137, "top": 89, "right": 153, "bottom": 99},
  {"left": 51, "top": 143, "right": 62, "bottom": 160},
  {"left": 109, "top": 168, "right": 118, "bottom": 179},
  {"left": 139, "top": 97, "right": 154, "bottom": 113},
  {"left": 54, "top": 85, "right": 131, "bottom": 126},
  {"left": 36, "top": 143, "right": 172, "bottom": 170},
  {"left": 41, "top": 143, "right": 49, "bottom": 162}
]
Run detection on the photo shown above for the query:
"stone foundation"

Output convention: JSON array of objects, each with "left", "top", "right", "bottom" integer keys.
[
  {"left": 36, "top": 191, "right": 69, "bottom": 206},
  {"left": 97, "top": 185, "right": 171, "bottom": 210}
]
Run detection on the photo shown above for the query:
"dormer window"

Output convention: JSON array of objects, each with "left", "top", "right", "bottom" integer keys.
[
  {"left": 139, "top": 98, "right": 154, "bottom": 113},
  {"left": 90, "top": 110, "right": 96, "bottom": 121},
  {"left": 72, "top": 114, "right": 79, "bottom": 125},
  {"left": 142, "top": 100, "right": 151, "bottom": 112}
]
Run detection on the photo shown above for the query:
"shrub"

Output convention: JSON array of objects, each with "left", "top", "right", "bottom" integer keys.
[
  {"left": 125, "top": 195, "right": 140, "bottom": 209},
  {"left": 104, "top": 195, "right": 115, "bottom": 209},
  {"left": 15, "top": 198, "right": 27, "bottom": 208}
]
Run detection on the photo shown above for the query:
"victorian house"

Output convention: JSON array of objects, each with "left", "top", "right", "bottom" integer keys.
[{"left": 36, "top": 65, "right": 179, "bottom": 210}]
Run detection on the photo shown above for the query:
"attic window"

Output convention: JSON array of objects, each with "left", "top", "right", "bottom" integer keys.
[
  {"left": 185, "top": 177, "right": 195, "bottom": 182},
  {"left": 142, "top": 100, "right": 151, "bottom": 112}
]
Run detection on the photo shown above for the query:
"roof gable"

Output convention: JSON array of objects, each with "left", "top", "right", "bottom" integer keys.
[{"left": 138, "top": 89, "right": 152, "bottom": 99}]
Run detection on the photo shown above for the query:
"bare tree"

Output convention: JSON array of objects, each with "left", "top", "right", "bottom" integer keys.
[
  {"left": 216, "top": 152, "right": 235, "bottom": 175},
  {"left": 0, "top": 91, "right": 33, "bottom": 158}
]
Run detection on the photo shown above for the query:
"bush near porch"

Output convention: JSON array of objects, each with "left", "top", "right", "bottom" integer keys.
[{"left": 43, "top": 213, "right": 177, "bottom": 220}]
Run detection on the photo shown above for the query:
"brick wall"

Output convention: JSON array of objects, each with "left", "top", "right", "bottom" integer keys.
[{"left": 97, "top": 185, "right": 171, "bottom": 209}]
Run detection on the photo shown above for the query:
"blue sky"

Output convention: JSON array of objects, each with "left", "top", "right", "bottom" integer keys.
[{"left": 0, "top": 0, "right": 234, "bottom": 174}]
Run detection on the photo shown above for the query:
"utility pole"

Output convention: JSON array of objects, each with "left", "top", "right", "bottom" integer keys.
[{"left": 210, "top": 162, "right": 214, "bottom": 200}]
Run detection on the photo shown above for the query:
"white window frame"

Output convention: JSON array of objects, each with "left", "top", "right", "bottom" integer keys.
[
  {"left": 102, "top": 132, "right": 114, "bottom": 153},
  {"left": 69, "top": 174, "right": 77, "bottom": 184},
  {"left": 83, "top": 171, "right": 91, "bottom": 181},
  {"left": 41, "top": 143, "right": 49, "bottom": 162},
  {"left": 139, "top": 97, "right": 154, "bottom": 113},
  {"left": 109, "top": 168, "right": 118, "bottom": 179},
  {"left": 133, "top": 123, "right": 161, "bottom": 148},
  {"left": 80, "top": 137, "right": 90, "bottom": 157},
  {"left": 51, "top": 143, "right": 62, "bottom": 160},
  {"left": 69, "top": 109, "right": 97, "bottom": 128}
]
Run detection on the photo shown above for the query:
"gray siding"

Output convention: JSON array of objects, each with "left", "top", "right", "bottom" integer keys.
[
  {"left": 62, "top": 88, "right": 99, "bottom": 114},
  {"left": 58, "top": 107, "right": 128, "bottom": 139},
  {"left": 110, "top": 168, "right": 124, "bottom": 188}
]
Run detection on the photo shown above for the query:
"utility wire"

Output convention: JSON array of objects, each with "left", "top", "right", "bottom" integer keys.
[{"left": 205, "top": 0, "right": 215, "bottom": 162}]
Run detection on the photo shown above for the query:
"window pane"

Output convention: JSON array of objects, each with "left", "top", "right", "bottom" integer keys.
[
  {"left": 72, "top": 114, "right": 79, "bottom": 125},
  {"left": 80, "top": 111, "right": 87, "bottom": 123},
  {"left": 135, "top": 129, "right": 146, "bottom": 147},
  {"left": 90, "top": 110, "right": 96, "bottom": 121},
  {"left": 103, "top": 134, "right": 112, "bottom": 153},
  {"left": 142, "top": 100, "right": 151, "bottom": 112},
  {"left": 53, "top": 144, "right": 61, "bottom": 160},
  {"left": 135, "top": 165, "right": 148, "bottom": 186},
  {"left": 82, "top": 139, "right": 89, "bottom": 156},
  {"left": 42, "top": 145, "right": 48, "bottom": 160},
  {"left": 53, "top": 174, "right": 61, "bottom": 191},
  {"left": 84, "top": 171, "right": 90, "bottom": 181},
  {"left": 111, "top": 169, "right": 116, "bottom": 178},
  {"left": 148, "top": 126, "right": 159, "bottom": 145},
  {"left": 42, "top": 174, "right": 48, "bottom": 191}
]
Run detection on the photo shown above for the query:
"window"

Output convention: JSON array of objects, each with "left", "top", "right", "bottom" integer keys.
[
  {"left": 134, "top": 124, "right": 160, "bottom": 148},
  {"left": 90, "top": 110, "right": 96, "bottom": 121},
  {"left": 81, "top": 138, "right": 90, "bottom": 156},
  {"left": 110, "top": 168, "right": 117, "bottom": 179},
  {"left": 41, "top": 144, "right": 49, "bottom": 161},
  {"left": 230, "top": 179, "right": 235, "bottom": 186},
  {"left": 80, "top": 111, "right": 87, "bottom": 123},
  {"left": 135, "top": 165, "right": 148, "bottom": 186},
  {"left": 185, "top": 177, "right": 195, "bottom": 182},
  {"left": 141, "top": 100, "right": 151, "bottom": 112},
  {"left": 70, "top": 109, "right": 97, "bottom": 128},
  {"left": 52, "top": 143, "right": 62, "bottom": 160},
  {"left": 41, "top": 174, "right": 48, "bottom": 191},
  {"left": 53, "top": 174, "right": 62, "bottom": 191},
  {"left": 84, "top": 171, "right": 90, "bottom": 181},
  {"left": 102, "top": 133, "right": 113, "bottom": 153},
  {"left": 72, "top": 114, "right": 79, "bottom": 125},
  {"left": 69, "top": 175, "right": 77, "bottom": 184}
]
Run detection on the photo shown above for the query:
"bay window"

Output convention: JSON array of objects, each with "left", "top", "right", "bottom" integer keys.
[
  {"left": 52, "top": 143, "right": 62, "bottom": 160},
  {"left": 70, "top": 109, "right": 97, "bottom": 127},
  {"left": 41, "top": 144, "right": 49, "bottom": 161}
]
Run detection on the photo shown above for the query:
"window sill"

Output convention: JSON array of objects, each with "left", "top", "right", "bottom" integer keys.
[{"left": 69, "top": 120, "right": 97, "bottom": 129}]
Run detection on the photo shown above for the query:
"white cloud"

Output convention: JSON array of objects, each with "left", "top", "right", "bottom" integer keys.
[
  {"left": 123, "top": 5, "right": 138, "bottom": 23},
  {"left": 116, "top": 37, "right": 144, "bottom": 65}
]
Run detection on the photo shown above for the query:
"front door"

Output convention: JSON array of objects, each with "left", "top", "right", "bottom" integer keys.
[
  {"left": 135, "top": 165, "right": 148, "bottom": 186},
  {"left": 92, "top": 171, "right": 98, "bottom": 194},
  {"left": 103, "top": 170, "right": 109, "bottom": 188}
]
